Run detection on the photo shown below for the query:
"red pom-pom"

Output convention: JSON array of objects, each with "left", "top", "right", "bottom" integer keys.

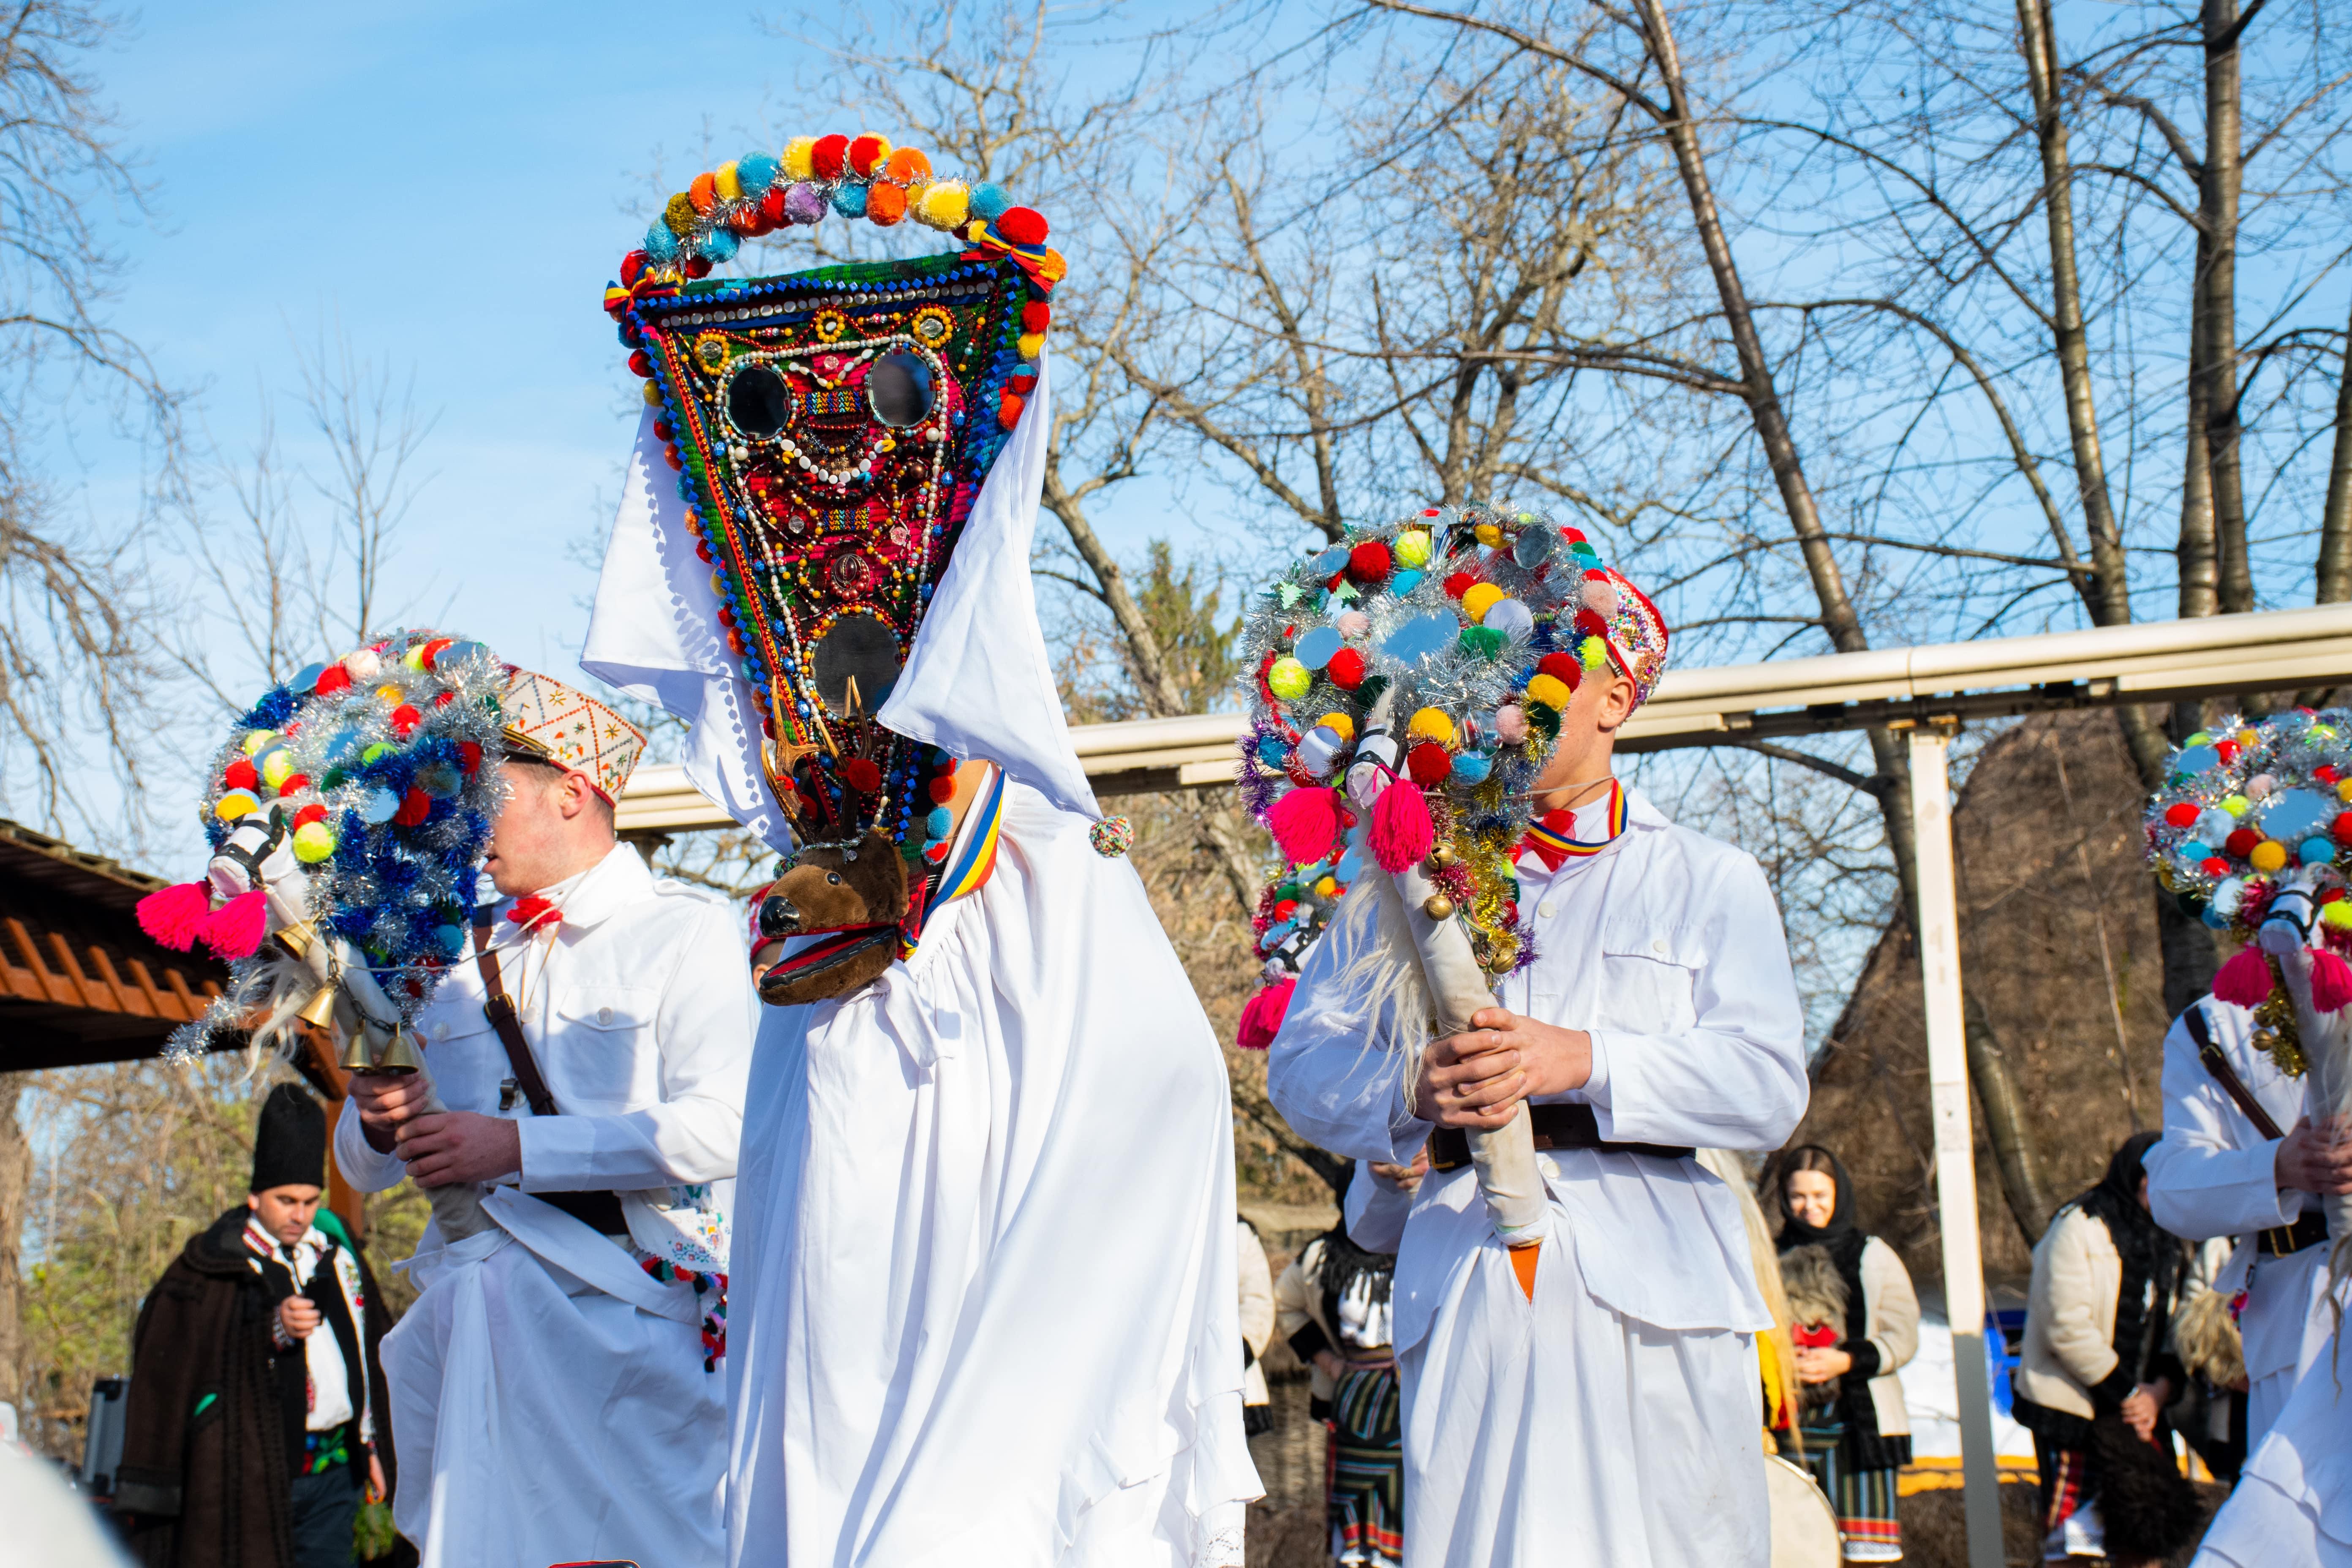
[
  {"left": 665, "top": 444, "right": 684, "bottom": 471},
  {"left": 2335, "top": 811, "right": 2352, "bottom": 842},
  {"left": 136, "top": 880, "right": 212, "bottom": 952},
  {"left": 223, "top": 757, "right": 259, "bottom": 790},
  {"left": 1272, "top": 898, "right": 1298, "bottom": 922},
  {"left": 199, "top": 888, "right": 270, "bottom": 961},
  {"left": 1021, "top": 300, "right": 1052, "bottom": 333},
  {"left": 1369, "top": 779, "right": 1435, "bottom": 874},
  {"left": 390, "top": 704, "right": 422, "bottom": 739},
  {"left": 1349, "top": 542, "right": 1392, "bottom": 582},
  {"left": 2225, "top": 828, "right": 2259, "bottom": 859},
  {"left": 842, "top": 757, "right": 883, "bottom": 794},
  {"left": 433, "top": 691, "right": 454, "bottom": 709},
  {"left": 996, "top": 207, "right": 1049, "bottom": 246},
  {"left": 1326, "top": 648, "right": 1366, "bottom": 689},
  {"left": 928, "top": 776, "right": 958, "bottom": 805},
  {"left": 314, "top": 665, "right": 351, "bottom": 696},
  {"left": 629, "top": 349, "right": 653, "bottom": 378},
  {"left": 761, "top": 184, "right": 790, "bottom": 227},
  {"left": 1406, "top": 742, "right": 1452, "bottom": 787},
  {"left": 1236, "top": 979, "right": 1296, "bottom": 1050},
  {"left": 684, "top": 256, "right": 713, "bottom": 280},
  {"left": 2163, "top": 801, "right": 2199, "bottom": 828},
  {"left": 1443, "top": 572, "right": 1478, "bottom": 599},
  {"left": 458, "top": 741, "right": 483, "bottom": 775},
  {"left": 294, "top": 803, "right": 327, "bottom": 826},
  {"left": 848, "top": 134, "right": 889, "bottom": 177},
  {"left": 2216, "top": 739, "right": 2241, "bottom": 764},
  {"left": 394, "top": 787, "right": 430, "bottom": 827},
  {"left": 2201, "top": 856, "right": 2230, "bottom": 876},
  {"left": 2213, "top": 947, "right": 2276, "bottom": 1009},
  {"left": 998, "top": 393, "right": 1026, "bottom": 429},
  {"left": 620, "top": 250, "right": 647, "bottom": 289},
  {"left": 276, "top": 773, "right": 308, "bottom": 796},
  {"left": 1573, "top": 608, "right": 1608, "bottom": 639},
  {"left": 812, "top": 134, "right": 849, "bottom": 181},
  {"left": 1268, "top": 787, "right": 1343, "bottom": 867},
  {"left": 2312, "top": 948, "right": 2352, "bottom": 1014}
]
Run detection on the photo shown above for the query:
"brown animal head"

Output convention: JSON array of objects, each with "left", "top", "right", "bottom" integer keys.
[
  {"left": 1778, "top": 1243, "right": 1851, "bottom": 1417},
  {"left": 754, "top": 830, "right": 911, "bottom": 1007}
]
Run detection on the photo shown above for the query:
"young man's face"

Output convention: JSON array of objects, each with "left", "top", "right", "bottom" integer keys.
[{"left": 247, "top": 1184, "right": 323, "bottom": 1246}]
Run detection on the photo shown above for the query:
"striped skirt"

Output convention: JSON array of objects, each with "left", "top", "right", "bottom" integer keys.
[
  {"left": 1328, "top": 1361, "right": 1404, "bottom": 1568},
  {"left": 1794, "top": 1414, "right": 1902, "bottom": 1562}
]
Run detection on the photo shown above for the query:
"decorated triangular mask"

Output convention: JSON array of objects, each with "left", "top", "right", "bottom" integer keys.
[{"left": 604, "top": 132, "right": 1062, "bottom": 864}]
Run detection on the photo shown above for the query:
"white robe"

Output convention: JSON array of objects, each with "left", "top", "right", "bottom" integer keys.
[
  {"left": 724, "top": 782, "right": 1260, "bottom": 1566},
  {"left": 2144, "top": 996, "right": 2335, "bottom": 1444},
  {"left": 1268, "top": 787, "right": 1809, "bottom": 1568},
  {"left": 2195, "top": 1328, "right": 2352, "bottom": 1568},
  {"left": 333, "top": 845, "right": 756, "bottom": 1568}
]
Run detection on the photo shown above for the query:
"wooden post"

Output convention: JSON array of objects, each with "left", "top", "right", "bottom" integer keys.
[{"left": 1907, "top": 723, "right": 2002, "bottom": 1568}]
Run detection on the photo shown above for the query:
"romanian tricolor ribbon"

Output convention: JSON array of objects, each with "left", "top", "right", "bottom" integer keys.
[
  {"left": 898, "top": 766, "right": 1008, "bottom": 957},
  {"left": 961, "top": 226, "right": 1067, "bottom": 296},
  {"left": 1518, "top": 780, "right": 1628, "bottom": 872}
]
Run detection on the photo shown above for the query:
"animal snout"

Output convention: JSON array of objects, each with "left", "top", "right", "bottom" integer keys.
[{"left": 758, "top": 893, "right": 802, "bottom": 939}]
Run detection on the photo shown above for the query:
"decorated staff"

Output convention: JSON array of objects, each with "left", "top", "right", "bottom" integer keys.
[
  {"left": 583, "top": 128, "right": 1257, "bottom": 1568},
  {"left": 1262, "top": 503, "right": 1808, "bottom": 1568},
  {"left": 137, "top": 630, "right": 507, "bottom": 1241},
  {"left": 2137, "top": 708, "right": 2352, "bottom": 1563}
]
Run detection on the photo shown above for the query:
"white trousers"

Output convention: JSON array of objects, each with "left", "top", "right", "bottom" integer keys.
[
  {"left": 1397, "top": 1233, "right": 1766, "bottom": 1568},
  {"left": 2197, "top": 1324, "right": 2352, "bottom": 1568}
]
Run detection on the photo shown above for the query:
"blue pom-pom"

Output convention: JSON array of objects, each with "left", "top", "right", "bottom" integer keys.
[
  {"left": 701, "top": 228, "right": 741, "bottom": 263},
  {"left": 970, "top": 182, "right": 1013, "bottom": 221},
  {"left": 831, "top": 182, "right": 868, "bottom": 218},
  {"left": 645, "top": 221, "right": 680, "bottom": 262},
  {"left": 926, "top": 806, "right": 953, "bottom": 839},
  {"left": 738, "top": 152, "right": 780, "bottom": 198}
]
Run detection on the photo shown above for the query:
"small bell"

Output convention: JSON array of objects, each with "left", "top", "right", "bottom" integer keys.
[
  {"left": 1422, "top": 893, "right": 1456, "bottom": 920},
  {"left": 372, "top": 1028, "right": 427, "bottom": 1075},
  {"left": 1427, "top": 843, "right": 1456, "bottom": 868},
  {"left": 298, "top": 984, "right": 340, "bottom": 1028},
  {"left": 338, "top": 1028, "right": 375, "bottom": 1072}
]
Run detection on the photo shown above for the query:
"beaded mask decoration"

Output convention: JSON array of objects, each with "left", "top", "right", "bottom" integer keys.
[
  {"left": 1235, "top": 503, "right": 1655, "bottom": 1008},
  {"left": 607, "top": 131, "right": 1062, "bottom": 871},
  {"left": 2143, "top": 707, "right": 2352, "bottom": 1076}
]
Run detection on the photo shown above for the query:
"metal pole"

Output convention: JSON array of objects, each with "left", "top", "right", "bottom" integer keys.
[{"left": 1907, "top": 724, "right": 2003, "bottom": 1568}]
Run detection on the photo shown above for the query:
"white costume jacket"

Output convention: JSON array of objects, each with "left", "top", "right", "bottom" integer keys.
[
  {"left": 333, "top": 844, "right": 755, "bottom": 1568},
  {"left": 2143, "top": 996, "right": 2329, "bottom": 1444},
  {"left": 723, "top": 784, "right": 1259, "bottom": 1568},
  {"left": 1269, "top": 786, "right": 1808, "bottom": 1568}
]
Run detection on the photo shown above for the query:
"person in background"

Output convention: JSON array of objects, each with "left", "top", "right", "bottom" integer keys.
[
  {"left": 117, "top": 1084, "right": 393, "bottom": 1568},
  {"left": 2011, "top": 1132, "right": 2200, "bottom": 1567},
  {"left": 1239, "top": 1217, "right": 1276, "bottom": 1437},
  {"left": 1775, "top": 1145, "right": 1919, "bottom": 1565},
  {"left": 1276, "top": 1156, "right": 1423, "bottom": 1568}
]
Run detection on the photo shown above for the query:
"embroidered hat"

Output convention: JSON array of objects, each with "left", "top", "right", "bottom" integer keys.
[
  {"left": 501, "top": 669, "right": 648, "bottom": 804},
  {"left": 1583, "top": 566, "right": 1669, "bottom": 708}
]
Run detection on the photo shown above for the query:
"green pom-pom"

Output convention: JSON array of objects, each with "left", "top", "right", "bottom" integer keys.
[{"left": 1458, "top": 626, "right": 1505, "bottom": 661}]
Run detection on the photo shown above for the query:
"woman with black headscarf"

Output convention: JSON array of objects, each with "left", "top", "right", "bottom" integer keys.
[
  {"left": 1775, "top": 1145, "right": 1921, "bottom": 1563},
  {"left": 2013, "top": 1131, "right": 2201, "bottom": 1566}
]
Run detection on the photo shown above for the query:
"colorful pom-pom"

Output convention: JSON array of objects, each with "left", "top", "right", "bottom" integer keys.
[
  {"left": 393, "top": 787, "right": 430, "bottom": 828},
  {"left": 812, "top": 133, "right": 849, "bottom": 181},
  {"left": 136, "top": 880, "right": 212, "bottom": 952},
  {"left": 1408, "top": 707, "right": 1455, "bottom": 746},
  {"left": 996, "top": 206, "right": 1049, "bottom": 246},
  {"left": 714, "top": 163, "right": 743, "bottom": 202},
  {"left": 214, "top": 789, "right": 262, "bottom": 821},
  {"left": 314, "top": 665, "right": 351, "bottom": 696},
  {"left": 883, "top": 146, "right": 931, "bottom": 186},
  {"left": 645, "top": 221, "right": 681, "bottom": 262},
  {"left": 2314, "top": 948, "right": 2352, "bottom": 1013},
  {"left": 1348, "top": 542, "right": 1392, "bottom": 583},
  {"left": 1395, "top": 530, "right": 1432, "bottom": 568},
  {"left": 1406, "top": 742, "right": 1452, "bottom": 787},
  {"left": 689, "top": 172, "right": 719, "bottom": 213},
  {"left": 784, "top": 137, "right": 818, "bottom": 180},
  {"left": 702, "top": 229, "right": 741, "bottom": 263},
  {"left": 1524, "top": 673, "right": 1573, "bottom": 711},
  {"left": 2250, "top": 840, "right": 2289, "bottom": 873},
  {"left": 1089, "top": 815, "right": 1135, "bottom": 858},
  {"left": 223, "top": 757, "right": 260, "bottom": 791},
  {"left": 738, "top": 152, "right": 780, "bottom": 197},
  {"left": 969, "top": 182, "right": 1013, "bottom": 221},
  {"left": 1269, "top": 787, "right": 1344, "bottom": 866},
  {"left": 917, "top": 180, "right": 970, "bottom": 229},
  {"left": 1443, "top": 571, "right": 1478, "bottom": 599},
  {"left": 1494, "top": 705, "right": 1527, "bottom": 742},
  {"left": 292, "top": 821, "right": 337, "bottom": 863},
  {"left": 1368, "top": 778, "right": 1435, "bottom": 874},
  {"left": 1268, "top": 657, "right": 1312, "bottom": 700},
  {"left": 842, "top": 757, "right": 882, "bottom": 793},
  {"left": 2164, "top": 801, "right": 2200, "bottom": 828},
  {"left": 2213, "top": 946, "right": 2275, "bottom": 1008},
  {"left": 199, "top": 888, "right": 270, "bottom": 961},
  {"left": 665, "top": 192, "right": 699, "bottom": 236},
  {"left": 868, "top": 182, "right": 909, "bottom": 226},
  {"left": 1317, "top": 712, "right": 1356, "bottom": 743},
  {"left": 1236, "top": 979, "right": 1296, "bottom": 1050},
  {"left": 831, "top": 182, "right": 870, "bottom": 218},
  {"left": 848, "top": 133, "right": 892, "bottom": 177},
  {"left": 1326, "top": 648, "right": 1366, "bottom": 689},
  {"left": 2224, "top": 828, "right": 2259, "bottom": 858},
  {"left": 784, "top": 182, "right": 828, "bottom": 225}
]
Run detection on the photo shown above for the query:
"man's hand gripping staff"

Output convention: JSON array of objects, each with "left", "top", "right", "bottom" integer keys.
[{"left": 2254, "top": 871, "right": 2352, "bottom": 1291}]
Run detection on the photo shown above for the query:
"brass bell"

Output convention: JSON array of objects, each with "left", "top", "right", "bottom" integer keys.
[
  {"left": 338, "top": 1028, "right": 376, "bottom": 1072},
  {"left": 371, "top": 1028, "right": 428, "bottom": 1075},
  {"left": 1427, "top": 844, "right": 1456, "bottom": 868},
  {"left": 1422, "top": 893, "right": 1456, "bottom": 920},
  {"left": 274, "top": 920, "right": 316, "bottom": 958},
  {"left": 298, "top": 983, "right": 340, "bottom": 1028}
]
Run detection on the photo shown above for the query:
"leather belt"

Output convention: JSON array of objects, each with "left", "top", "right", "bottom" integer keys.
[
  {"left": 2259, "top": 1210, "right": 2329, "bottom": 1258},
  {"left": 1427, "top": 1102, "right": 1694, "bottom": 1172},
  {"left": 537, "top": 1189, "right": 629, "bottom": 1236}
]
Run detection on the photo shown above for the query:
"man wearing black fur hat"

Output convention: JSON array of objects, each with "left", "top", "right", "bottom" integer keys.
[{"left": 116, "top": 1084, "right": 393, "bottom": 1568}]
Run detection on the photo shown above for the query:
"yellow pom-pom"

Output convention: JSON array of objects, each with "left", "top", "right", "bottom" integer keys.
[
  {"left": 664, "top": 192, "right": 698, "bottom": 236},
  {"left": 1474, "top": 523, "right": 1502, "bottom": 547},
  {"left": 1317, "top": 712, "right": 1356, "bottom": 742},
  {"left": 784, "top": 137, "right": 818, "bottom": 180},
  {"left": 2339, "top": 778, "right": 2352, "bottom": 804},
  {"left": 1268, "top": 657, "right": 1312, "bottom": 700},
  {"left": 1578, "top": 639, "right": 1608, "bottom": 669},
  {"left": 1395, "top": 530, "right": 1432, "bottom": 568},
  {"left": 917, "top": 180, "right": 971, "bottom": 230},
  {"left": 1409, "top": 707, "right": 1455, "bottom": 745},
  {"left": 2251, "top": 839, "right": 2290, "bottom": 874},
  {"left": 376, "top": 683, "right": 406, "bottom": 702},
  {"left": 293, "top": 821, "right": 337, "bottom": 863},
  {"left": 1462, "top": 583, "right": 1505, "bottom": 623},
  {"left": 643, "top": 380, "right": 662, "bottom": 406},
  {"left": 1315, "top": 876, "right": 1338, "bottom": 898},
  {"left": 2237, "top": 729, "right": 2259, "bottom": 746},
  {"left": 362, "top": 743, "right": 396, "bottom": 766},
  {"left": 214, "top": 789, "right": 260, "bottom": 822},
  {"left": 242, "top": 729, "right": 276, "bottom": 756},
  {"left": 2223, "top": 794, "right": 2251, "bottom": 817},
  {"left": 1017, "top": 331, "right": 1046, "bottom": 360},
  {"left": 1524, "top": 673, "right": 1572, "bottom": 710},
  {"left": 260, "top": 749, "right": 296, "bottom": 791},
  {"left": 2326, "top": 901, "right": 2352, "bottom": 931},
  {"left": 716, "top": 161, "right": 743, "bottom": 201}
]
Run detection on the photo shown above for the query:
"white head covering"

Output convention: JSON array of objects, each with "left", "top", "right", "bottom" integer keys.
[{"left": 581, "top": 354, "right": 1095, "bottom": 854}]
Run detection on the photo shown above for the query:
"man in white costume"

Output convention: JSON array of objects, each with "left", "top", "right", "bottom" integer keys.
[
  {"left": 581, "top": 162, "right": 1258, "bottom": 1566},
  {"left": 1268, "top": 569, "right": 1809, "bottom": 1568},
  {"left": 337, "top": 670, "right": 754, "bottom": 1568},
  {"left": 2147, "top": 997, "right": 2352, "bottom": 1566}
]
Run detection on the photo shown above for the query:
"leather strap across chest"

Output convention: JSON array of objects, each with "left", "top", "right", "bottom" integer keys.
[
  {"left": 471, "top": 912, "right": 559, "bottom": 1118},
  {"left": 2182, "top": 1002, "right": 2285, "bottom": 1140}
]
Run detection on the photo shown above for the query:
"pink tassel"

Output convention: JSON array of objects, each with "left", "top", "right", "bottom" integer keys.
[
  {"left": 1237, "top": 979, "right": 1296, "bottom": 1050},
  {"left": 2212, "top": 946, "right": 2275, "bottom": 1010},
  {"left": 2312, "top": 948, "right": 2352, "bottom": 1014},
  {"left": 1369, "top": 779, "right": 1435, "bottom": 874},
  {"left": 199, "top": 888, "right": 270, "bottom": 961},
  {"left": 136, "top": 880, "right": 213, "bottom": 951},
  {"left": 1268, "top": 787, "right": 1343, "bottom": 867}
]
